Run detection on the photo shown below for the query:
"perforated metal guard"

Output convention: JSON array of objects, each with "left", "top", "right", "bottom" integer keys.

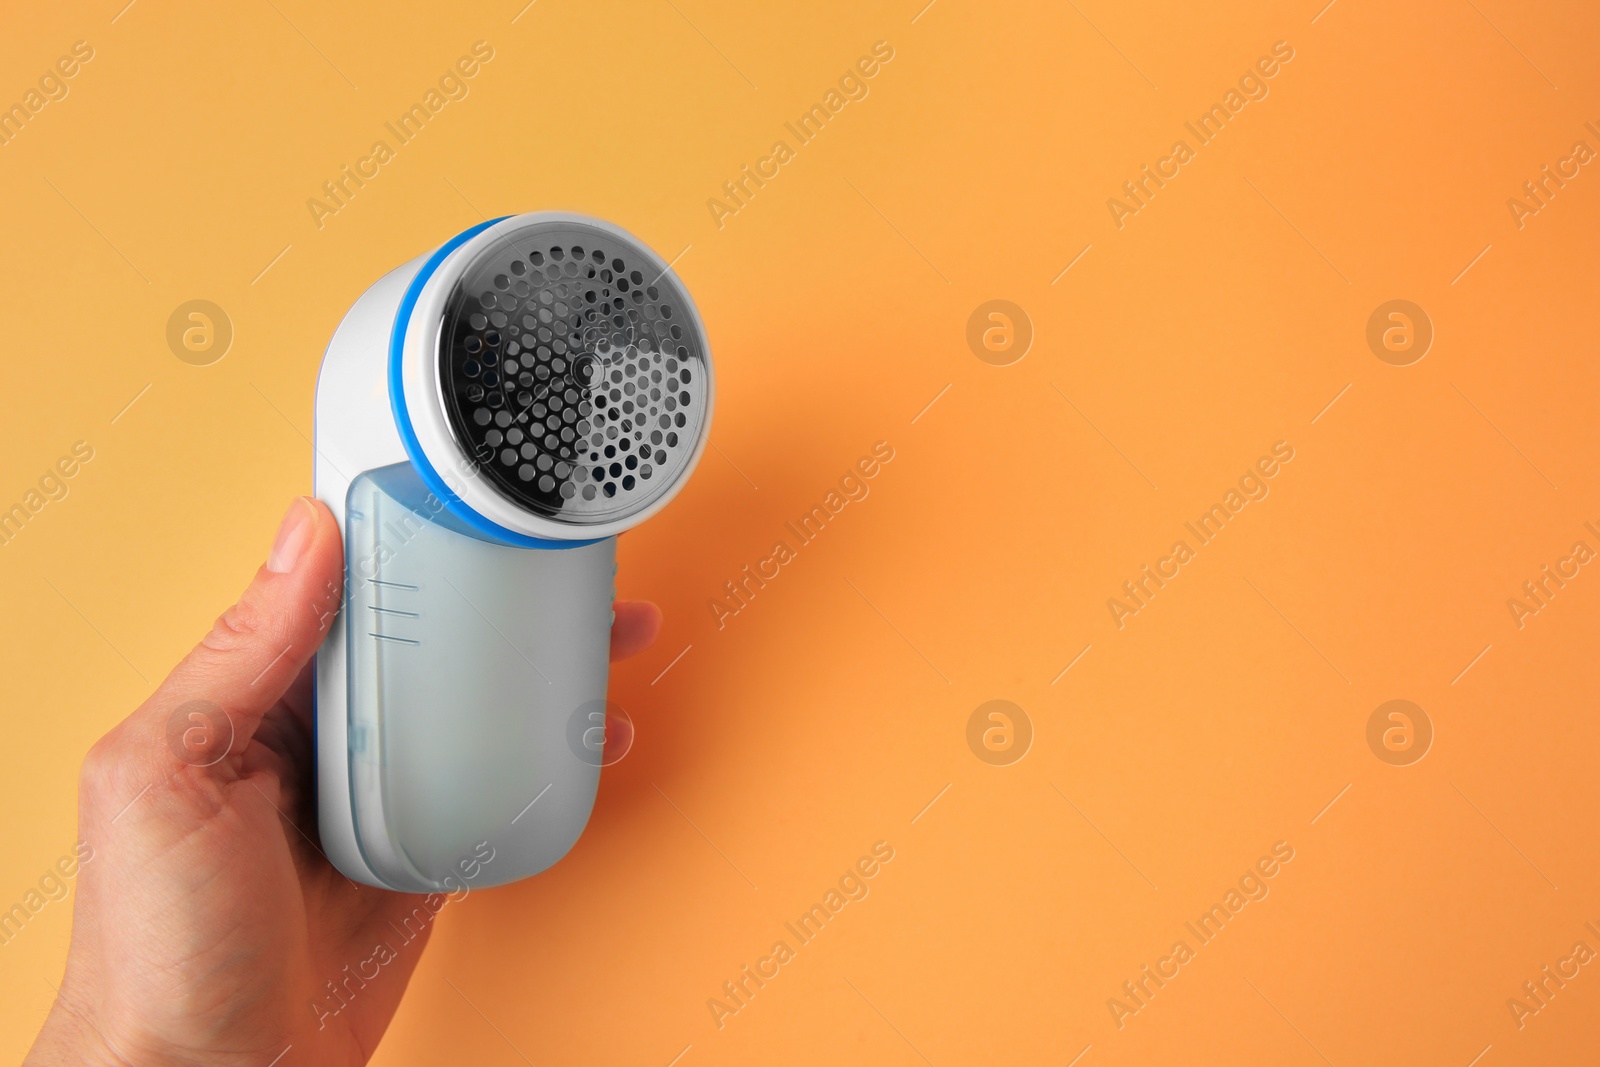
[{"left": 437, "top": 221, "right": 708, "bottom": 525}]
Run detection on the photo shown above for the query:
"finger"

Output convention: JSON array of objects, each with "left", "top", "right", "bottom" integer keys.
[
  {"left": 120, "top": 497, "right": 343, "bottom": 774},
  {"left": 248, "top": 661, "right": 316, "bottom": 777},
  {"left": 610, "top": 599, "right": 662, "bottom": 661}
]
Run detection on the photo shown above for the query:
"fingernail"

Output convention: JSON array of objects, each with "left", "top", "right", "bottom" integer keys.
[{"left": 267, "top": 497, "right": 317, "bottom": 574}]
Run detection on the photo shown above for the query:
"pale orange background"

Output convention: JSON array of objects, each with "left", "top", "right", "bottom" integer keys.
[{"left": 2, "top": 1, "right": 1598, "bottom": 1064}]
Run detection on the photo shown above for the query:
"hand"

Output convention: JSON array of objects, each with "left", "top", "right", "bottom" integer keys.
[{"left": 26, "top": 497, "right": 661, "bottom": 1066}]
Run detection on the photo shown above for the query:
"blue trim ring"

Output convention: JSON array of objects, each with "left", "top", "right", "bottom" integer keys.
[{"left": 388, "top": 216, "right": 601, "bottom": 550}]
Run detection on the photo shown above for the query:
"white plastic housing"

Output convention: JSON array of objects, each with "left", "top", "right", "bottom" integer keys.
[{"left": 313, "top": 214, "right": 711, "bottom": 891}]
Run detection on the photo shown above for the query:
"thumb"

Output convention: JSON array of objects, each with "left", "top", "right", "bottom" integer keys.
[{"left": 128, "top": 497, "right": 343, "bottom": 773}]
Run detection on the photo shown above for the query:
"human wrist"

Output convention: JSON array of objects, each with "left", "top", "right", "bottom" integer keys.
[{"left": 27, "top": 996, "right": 156, "bottom": 1067}]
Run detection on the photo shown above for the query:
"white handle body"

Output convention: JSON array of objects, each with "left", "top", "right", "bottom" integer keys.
[{"left": 314, "top": 255, "right": 614, "bottom": 891}]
